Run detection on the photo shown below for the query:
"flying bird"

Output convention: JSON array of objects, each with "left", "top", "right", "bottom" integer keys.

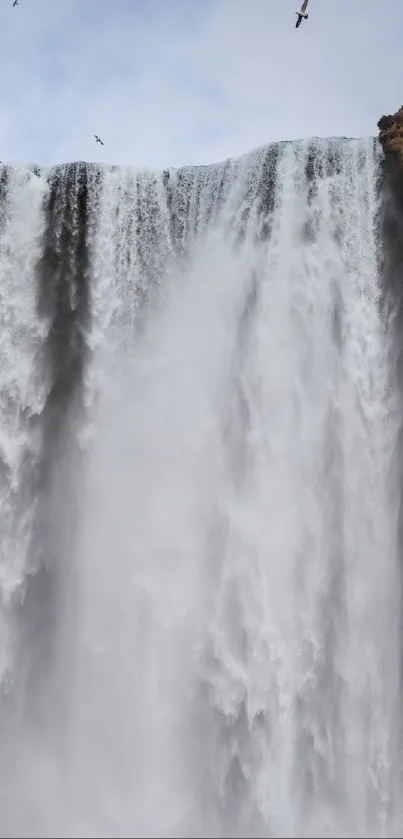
[
  {"left": 12, "top": 0, "right": 19, "bottom": 7},
  {"left": 295, "top": 0, "right": 309, "bottom": 28},
  {"left": 94, "top": 134, "right": 105, "bottom": 146}
]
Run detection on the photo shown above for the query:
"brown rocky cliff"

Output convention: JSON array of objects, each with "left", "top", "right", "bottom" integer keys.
[{"left": 378, "top": 106, "right": 403, "bottom": 174}]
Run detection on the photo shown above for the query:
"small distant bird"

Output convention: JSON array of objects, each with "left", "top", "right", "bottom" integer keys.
[
  {"left": 94, "top": 134, "right": 104, "bottom": 146},
  {"left": 295, "top": 0, "right": 309, "bottom": 28},
  {"left": 12, "top": 0, "right": 19, "bottom": 7}
]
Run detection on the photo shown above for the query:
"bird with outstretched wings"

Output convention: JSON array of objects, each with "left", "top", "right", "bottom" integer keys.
[{"left": 295, "top": 0, "right": 309, "bottom": 28}]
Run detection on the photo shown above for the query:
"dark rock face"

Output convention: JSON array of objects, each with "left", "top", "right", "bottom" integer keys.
[
  {"left": 378, "top": 114, "right": 396, "bottom": 133},
  {"left": 378, "top": 106, "right": 403, "bottom": 176},
  {"left": 378, "top": 106, "right": 403, "bottom": 313},
  {"left": 378, "top": 106, "right": 403, "bottom": 768}
]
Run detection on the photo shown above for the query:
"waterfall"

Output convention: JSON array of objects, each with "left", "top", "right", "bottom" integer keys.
[{"left": 0, "top": 138, "right": 400, "bottom": 838}]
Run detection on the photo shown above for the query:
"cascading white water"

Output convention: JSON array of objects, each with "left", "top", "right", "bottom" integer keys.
[
  {"left": 0, "top": 166, "right": 50, "bottom": 683},
  {"left": 0, "top": 138, "right": 400, "bottom": 838}
]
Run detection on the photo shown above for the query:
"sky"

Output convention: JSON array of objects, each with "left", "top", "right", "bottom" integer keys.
[{"left": 0, "top": 0, "right": 402, "bottom": 169}]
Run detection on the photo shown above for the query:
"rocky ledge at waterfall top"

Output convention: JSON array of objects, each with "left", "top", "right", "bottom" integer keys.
[{"left": 378, "top": 105, "right": 403, "bottom": 175}]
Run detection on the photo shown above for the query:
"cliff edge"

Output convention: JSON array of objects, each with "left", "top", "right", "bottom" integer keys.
[{"left": 378, "top": 106, "right": 403, "bottom": 176}]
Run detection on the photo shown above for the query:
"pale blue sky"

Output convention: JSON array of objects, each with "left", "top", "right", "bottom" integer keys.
[{"left": 0, "top": 0, "right": 401, "bottom": 168}]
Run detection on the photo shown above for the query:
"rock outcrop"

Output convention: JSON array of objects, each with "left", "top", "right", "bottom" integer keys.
[{"left": 378, "top": 106, "right": 403, "bottom": 174}]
